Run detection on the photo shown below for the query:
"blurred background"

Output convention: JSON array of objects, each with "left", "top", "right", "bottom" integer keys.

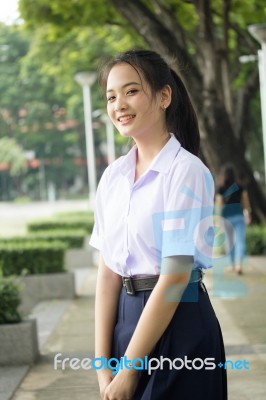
[
  {"left": 0, "top": 0, "right": 265, "bottom": 220},
  {"left": 0, "top": 2, "right": 266, "bottom": 400}
]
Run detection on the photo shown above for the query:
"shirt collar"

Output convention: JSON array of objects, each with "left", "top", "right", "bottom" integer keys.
[{"left": 119, "top": 134, "right": 181, "bottom": 176}]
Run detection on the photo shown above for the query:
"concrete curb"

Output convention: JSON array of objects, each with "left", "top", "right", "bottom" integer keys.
[
  {"left": 18, "top": 272, "right": 75, "bottom": 316},
  {"left": 0, "top": 319, "right": 39, "bottom": 366}
]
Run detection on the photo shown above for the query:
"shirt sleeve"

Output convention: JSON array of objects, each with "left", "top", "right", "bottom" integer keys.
[
  {"left": 89, "top": 167, "right": 110, "bottom": 251},
  {"left": 153, "top": 160, "right": 215, "bottom": 264}
]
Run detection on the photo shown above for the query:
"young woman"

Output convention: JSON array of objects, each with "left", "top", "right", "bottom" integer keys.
[
  {"left": 216, "top": 163, "right": 251, "bottom": 275},
  {"left": 90, "top": 50, "right": 227, "bottom": 400}
]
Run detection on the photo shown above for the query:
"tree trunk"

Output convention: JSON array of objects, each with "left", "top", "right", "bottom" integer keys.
[{"left": 110, "top": 0, "right": 266, "bottom": 222}]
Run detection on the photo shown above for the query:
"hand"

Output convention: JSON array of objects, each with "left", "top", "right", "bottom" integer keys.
[
  {"left": 97, "top": 370, "right": 114, "bottom": 399},
  {"left": 103, "top": 369, "right": 139, "bottom": 400}
]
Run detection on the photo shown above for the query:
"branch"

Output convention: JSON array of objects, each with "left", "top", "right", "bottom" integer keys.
[
  {"left": 192, "top": 0, "right": 215, "bottom": 45},
  {"left": 110, "top": 0, "right": 202, "bottom": 89},
  {"left": 211, "top": 8, "right": 258, "bottom": 54},
  {"left": 152, "top": 0, "right": 188, "bottom": 49}
]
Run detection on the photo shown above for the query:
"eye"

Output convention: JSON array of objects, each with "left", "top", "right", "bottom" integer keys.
[
  {"left": 127, "top": 89, "right": 138, "bottom": 95},
  {"left": 107, "top": 95, "right": 116, "bottom": 103}
]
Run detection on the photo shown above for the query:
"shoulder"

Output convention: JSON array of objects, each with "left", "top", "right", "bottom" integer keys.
[
  {"left": 171, "top": 147, "right": 213, "bottom": 182},
  {"left": 166, "top": 147, "right": 214, "bottom": 204}
]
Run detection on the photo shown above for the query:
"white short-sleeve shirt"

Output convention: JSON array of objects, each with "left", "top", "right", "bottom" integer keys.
[{"left": 90, "top": 134, "right": 215, "bottom": 277}]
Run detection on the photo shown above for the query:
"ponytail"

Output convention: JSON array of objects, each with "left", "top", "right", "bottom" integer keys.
[{"left": 168, "top": 69, "right": 200, "bottom": 156}]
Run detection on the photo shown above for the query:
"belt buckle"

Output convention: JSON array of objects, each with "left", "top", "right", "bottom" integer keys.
[{"left": 123, "top": 277, "right": 135, "bottom": 296}]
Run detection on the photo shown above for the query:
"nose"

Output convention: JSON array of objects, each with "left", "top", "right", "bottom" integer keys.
[{"left": 114, "top": 97, "right": 127, "bottom": 112}]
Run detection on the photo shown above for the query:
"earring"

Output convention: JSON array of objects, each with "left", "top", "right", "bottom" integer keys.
[{"left": 162, "top": 105, "right": 167, "bottom": 111}]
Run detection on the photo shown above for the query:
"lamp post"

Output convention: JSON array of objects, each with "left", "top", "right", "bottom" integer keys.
[
  {"left": 100, "top": 113, "right": 116, "bottom": 164},
  {"left": 92, "top": 110, "right": 116, "bottom": 165},
  {"left": 74, "top": 71, "right": 97, "bottom": 204},
  {"left": 248, "top": 23, "right": 266, "bottom": 183}
]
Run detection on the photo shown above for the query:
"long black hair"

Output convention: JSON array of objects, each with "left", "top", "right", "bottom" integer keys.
[
  {"left": 99, "top": 49, "right": 200, "bottom": 156},
  {"left": 221, "top": 163, "right": 236, "bottom": 188}
]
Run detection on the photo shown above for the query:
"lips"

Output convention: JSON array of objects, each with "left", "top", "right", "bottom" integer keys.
[{"left": 117, "top": 114, "right": 136, "bottom": 123}]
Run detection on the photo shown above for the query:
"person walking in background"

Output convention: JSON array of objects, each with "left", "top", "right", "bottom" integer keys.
[
  {"left": 90, "top": 49, "right": 227, "bottom": 400},
  {"left": 216, "top": 163, "right": 251, "bottom": 275}
]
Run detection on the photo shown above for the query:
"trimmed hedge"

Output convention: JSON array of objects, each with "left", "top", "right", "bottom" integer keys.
[
  {"left": 27, "top": 219, "right": 94, "bottom": 234},
  {"left": 0, "top": 241, "right": 67, "bottom": 276},
  {"left": 0, "top": 230, "right": 86, "bottom": 249},
  {"left": 53, "top": 211, "right": 94, "bottom": 220},
  {"left": 0, "top": 276, "right": 21, "bottom": 324},
  {"left": 246, "top": 225, "right": 266, "bottom": 255}
]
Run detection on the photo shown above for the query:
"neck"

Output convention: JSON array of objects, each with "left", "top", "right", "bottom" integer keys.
[{"left": 134, "top": 131, "right": 171, "bottom": 167}]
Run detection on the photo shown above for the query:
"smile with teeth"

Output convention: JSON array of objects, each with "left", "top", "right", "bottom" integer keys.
[{"left": 118, "top": 115, "right": 135, "bottom": 123}]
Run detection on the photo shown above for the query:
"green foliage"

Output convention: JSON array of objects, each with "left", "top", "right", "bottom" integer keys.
[
  {"left": 27, "top": 219, "right": 94, "bottom": 234},
  {"left": 0, "top": 23, "right": 89, "bottom": 200},
  {"left": 20, "top": 0, "right": 118, "bottom": 29},
  {"left": 0, "top": 275, "right": 22, "bottom": 324},
  {"left": 0, "top": 137, "right": 26, "bottom": 175},
  {"left": 214, "top": 223, "right": 266, "bottom": 256},
  {"left": 0, "top": 241, "right": 67, "bottom": 276},
  {"left": 0, "top": 230, "right": 86, "bottom": 249},
  {"left": 246, "top": 225, "right": 266, "bottom": 255},
  {"left": 3, "top": 0, "right": 266, "bottom": 203},
  {"left": 0, "top": 19, "right": 138, "bottom": 200},
  {"left": 53, "top": 210, "right": 94, "bottom": 220}
]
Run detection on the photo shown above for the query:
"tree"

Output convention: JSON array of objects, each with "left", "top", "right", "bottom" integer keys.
[
  {"left": 0, "top": 137, "right": 26, "bottom": 175},
  {"left": 0, "top": 23, "right": 89, "bottom": 199},
  {"left": 109, "top": 0, "right": 266, "bottom": 221},
  {"left": 0, "top": 137, "right": 26, "bottom": 200},
  {"left": 19, "top": 0, "right": 266, "bottom": 220}
]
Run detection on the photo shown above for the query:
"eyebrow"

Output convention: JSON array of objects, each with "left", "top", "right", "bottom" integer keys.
[{"left": 106, "top": 82, "right": 141, "bottom": 93}]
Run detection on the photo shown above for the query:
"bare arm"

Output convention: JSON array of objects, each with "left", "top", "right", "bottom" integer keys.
[
  {"left": 241, "top": 190, "right": 252, "bottom": 224},
  {"left": 124, "top": 255, "right": 193, "bottom": 361},
  {"left": 95, "top": 254, "right": 122, "bottom": 396},
  {"left": 215, "top": 193, "right": 224, "bottom": 208},
  {"left": 95, "top": 254, "right": 122, "bottom": 357},
  {"left": 241, "top": 190, "right": 251, "bottom": 212}
]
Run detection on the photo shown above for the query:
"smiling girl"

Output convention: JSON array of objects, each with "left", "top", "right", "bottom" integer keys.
[{"left": 90, "top": 50, "right": 227, "bottom": 400}]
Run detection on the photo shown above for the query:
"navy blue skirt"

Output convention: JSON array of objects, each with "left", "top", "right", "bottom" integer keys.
[{"left": 112, "top": 281, "right": 227, "bottom": 400}]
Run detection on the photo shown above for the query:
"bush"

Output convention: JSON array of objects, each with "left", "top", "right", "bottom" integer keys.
[
  {"left": 53, "top": 211, "right": 94, "bottom": 220},
  {"left": 27, "top": 219, "right": 94, "bottom": 234},
  {"left": 246, "top": 225, "right": 266, "bottom": 255},
  {"left": 0, "top": 230, "right": 86, "bottom": 249},
  {"left": 31, "top": 230, "right": 86, "bottom": 248},
  {"left": 0, "top": 241, "right": 67, "bottom": 276},
  {"left": 0, "top": 275, "right": 21, "bottom": 324}
]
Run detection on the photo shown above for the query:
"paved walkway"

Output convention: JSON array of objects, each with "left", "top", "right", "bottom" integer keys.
[
  {"left": 3, "top": 256, "right": 266, "bottom": 400},
  {"left": 0, "top": 200, "right": 91, "bottom": 237}
]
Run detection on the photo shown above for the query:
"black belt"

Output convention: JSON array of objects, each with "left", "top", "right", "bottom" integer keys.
[{"left": 122, "top": 269, "right": 204, "bottom": 296}]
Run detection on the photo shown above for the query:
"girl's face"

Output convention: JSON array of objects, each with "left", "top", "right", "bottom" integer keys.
[{"left": 106, "top": 63, "right": 167, "bottom": 140}]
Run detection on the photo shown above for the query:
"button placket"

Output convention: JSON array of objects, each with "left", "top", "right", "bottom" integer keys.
[{"left": 121, "top": 178, "right": 132, "bottom": 276}]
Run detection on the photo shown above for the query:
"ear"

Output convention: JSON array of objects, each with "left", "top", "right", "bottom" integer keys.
[{"left": 160, "top": 85, "right": 172, "bottom": 109}]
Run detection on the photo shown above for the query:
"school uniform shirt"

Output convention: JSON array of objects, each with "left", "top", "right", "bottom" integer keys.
[{"left": 90, "top": 134, "right": 215, "bottom": 277}]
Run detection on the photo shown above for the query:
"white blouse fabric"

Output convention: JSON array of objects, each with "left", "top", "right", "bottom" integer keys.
[{"left": 89, "top": 134, "right": 215, "bottom": 277}]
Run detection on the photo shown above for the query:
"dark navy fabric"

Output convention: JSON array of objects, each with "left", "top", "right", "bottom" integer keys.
[
  {"left": 218, "top": 184, "right": 244, "bottom": 218},
  {"left": 112, "top": 282, "right": 227, "bottom": 400}
]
